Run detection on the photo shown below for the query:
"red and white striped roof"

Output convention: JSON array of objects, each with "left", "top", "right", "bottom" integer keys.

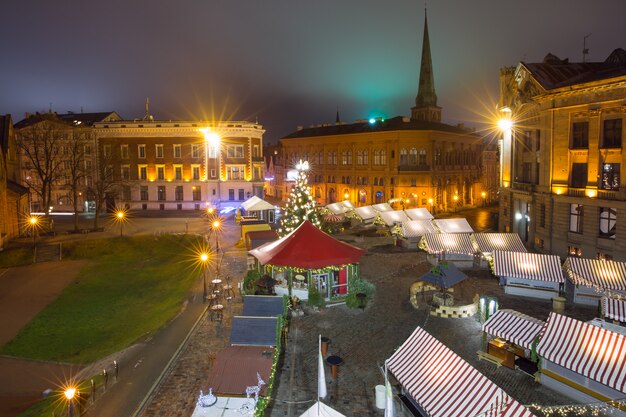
[
  {"left": 378, "top": 210, "right": 410, "bottom": 226},
  {"left": 405, "top": 208, "right": 434, "bottom": 221},
  {"left": 564, "top": 257, "right": 626, "bottom": 292},
  {"left": 420, "top": 233, "right": 476, "bottom": 255},
  {"left": 482, "top": 309, "right": 545, "bottom": 350},
  {"left": 388, "top": 326, "right": 536, "bottom": 417},
  {"left": 602, "top": 297, "right": 626, "bottom": 322},
  {"left": 492, "top": 251, "right": 564, "bottom": 283},
  {"left": 472, "top": 233, "right": 527, "bottom": 254},
  {"left": 402, "top": 220, "right": 438, "bottom": 238},
  {"left": 537, "top": 312, "right": 626, "bottom": 394}
]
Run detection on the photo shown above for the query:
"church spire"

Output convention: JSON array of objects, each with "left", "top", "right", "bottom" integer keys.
[{"left": 411, "top": 9, "right": 442, "bottom": 123}]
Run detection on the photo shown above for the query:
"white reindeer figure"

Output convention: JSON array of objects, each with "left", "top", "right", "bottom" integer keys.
[{"left": 245, "top": 372, "right": 266, "bottom": 403}]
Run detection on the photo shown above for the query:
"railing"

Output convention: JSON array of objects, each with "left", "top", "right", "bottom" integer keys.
[
  {"left": 512, "top": 182, "right": 534, "bottom": 193},
  {"left": 597, "top": 189, "right": 620, "bottom": 200},
  {"left": 567, "top": 188, "right": 586, "bottom": 198},
  {"left": 398, "top": 164, "right": 431, "bottom": 172}
]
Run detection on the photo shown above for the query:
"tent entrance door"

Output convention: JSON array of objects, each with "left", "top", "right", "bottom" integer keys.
[{"left": 313, "top": 274, "right": 329, "bottom": 299}]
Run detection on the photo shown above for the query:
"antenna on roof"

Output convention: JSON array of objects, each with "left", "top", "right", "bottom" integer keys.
[
  {"left": 143, "top": 97, "right": 154, "bottom": 122},
  {"left": 582, "top": 33, "right": 592, "bottom": 62}
]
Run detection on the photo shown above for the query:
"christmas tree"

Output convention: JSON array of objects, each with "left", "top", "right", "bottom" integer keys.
[{"left": 279, "top": 160, "right": 321, "bottom": 236}]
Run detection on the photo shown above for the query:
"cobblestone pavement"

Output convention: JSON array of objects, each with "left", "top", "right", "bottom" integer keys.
[{"left": 267, "top": 241, "right": 598, "bottom": 417}]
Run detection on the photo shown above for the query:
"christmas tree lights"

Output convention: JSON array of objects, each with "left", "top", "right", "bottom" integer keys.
[{"left": 279, "top": 160, "right": 321, "bottom": 236}]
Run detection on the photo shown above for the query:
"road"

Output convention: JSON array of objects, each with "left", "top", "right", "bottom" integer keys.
[{"left": 435, "top": 204, "right": 499, "bottom": 232}]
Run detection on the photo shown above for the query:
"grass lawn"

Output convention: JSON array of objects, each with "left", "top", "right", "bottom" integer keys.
[{"left": 1, "top": 234, "right": 204, "bottom": 364}]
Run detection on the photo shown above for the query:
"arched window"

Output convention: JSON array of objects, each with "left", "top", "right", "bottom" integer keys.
[
  {"left": 356, "top": 150, "right": 364, "bottom": 165},
  {"left": 347, "top": 150, "right": 352, "bottom": 165},
  {"left": 381, "top": 149, "right": 387, "bottom": 165},
  {"left": 409, "top": 148, "right": 417, "bottom": 165},
  {"left": 327, "top": 152, "right": 333, "bottom": 165},
  {"left": 373, "top": 149, "right": 380, "bottom": 165},
  {"left": 399, "top": 148, "right": 408, "bottom": 165},
  {"left": 363, "top": 150, "right": 368, "bottom": 165},
  {"left": 374, "top": 177, "right": 379, "bottom": 186},
  {"left": 346, "top": 176, "right": 351, "bottom": 184},
  {"left": 418, "top": 149, "right": 427, "bottom": 166},
  {"left": 379, "top": 178, "right": 385, "bottom": 186},
  {"left": 341, "top": 176, "right": 346, "bottom": 184}
]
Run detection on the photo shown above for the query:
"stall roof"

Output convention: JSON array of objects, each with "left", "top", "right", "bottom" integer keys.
[
  {"left": 419, "top": 262, "right": 467, "bottom": 289},
  {"left": 482, "top": 309, "right": 545, "bottom": 350},
  {"left": 377, "top": 210, "right": 410, "bottom": 227},
  {"left": 230, "top": 316, "right": 278, "bottom": 347},
  {"left": 420, "top": 233, "right": 476, "bottom": 255},
  {"left": 602, "top": 297, "right": 626, "bottom": 322},
  {"left": 249, "top": 221, "right": 364, "bottom": 269},
  {"left": 299, "top": 402, "right": 346, "bottom": 417},
  {"left": 564, "top": 257, "right": 626, "bottom": 292},
  {"left": 241, "top": 195, "right": 276, "bottom": 212},
  {"left": 204, "top": 346, "right": 274, "bottom": 396},
  {"left": 191, "top": 397, "right": 254, "bottom": 417},
  {"left": 493, "top": 251, "right": 564, "bottom": 283},
  {"left": 245, "top": 230, "right": 279, "bottom": 250},
  {"left": 354, "top": 205, "right": 377, "bottom": 220},
  {"left": 401, "top": 220, "right": 438, "bottom": 238},
  {"left": 326, "top": 202, "right": 350, "bottom": 215},
  {"left": 388, "top": 326, "right": 536, "bottom": 417},
  {"left": 472, "top": 233, "right": 527, "bottom": 254},
  {"left": 404, "top": 208, "right": 434, "bottom": 221},
  {"left": 537, "top": 312, "right": 626, "bottom": 394},
  {"left": 340, "top": 200, "right": 354, "bottom": 209},
  {"left": 433, "top": 218, "right": 474, "bottom": 234},
  {"left": 242, "top": 295, "right": 284, "bottom": 317},
  {"left": 372, "top": 203, "right": 393, "bottom": 212}
]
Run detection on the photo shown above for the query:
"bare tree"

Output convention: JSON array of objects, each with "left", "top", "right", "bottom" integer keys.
[
  {"left": 66, "top": 131, "right": 89, "bottom": 231},
  {"left": 86, "top": 143, "right": 121, "bottom": 230}
]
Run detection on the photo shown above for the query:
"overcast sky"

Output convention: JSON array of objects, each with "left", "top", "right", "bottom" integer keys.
[{"left": 1, "top": 0, "right": 624, "bottom": 143}]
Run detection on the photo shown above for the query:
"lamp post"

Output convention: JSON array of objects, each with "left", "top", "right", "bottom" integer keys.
[
  {"left": 211, "top": 219, "right": 221, "bottom": 254},
  {"left": 28, "top": 216, "right": 38, "bottom": 250},
  {"left": 481, "top": 191, "right": 487, "bottom": 207},
  {"left": 201, "top": 128, "right": 221, "bottom": 207},
  {"left": 64, "top": 387, "right": 76, "bottom": 417},
  {"left": 200, "top": 252, "right": 209, "bottom": 302},
  {"left": 428, "top": 198, "right": 435, "bottom": 216},
  {"left": 116, "top": 210, "right": 125, "bottom": 236},
  {"left": 453, "top": 194, "right": 459, "bottom": 213}
]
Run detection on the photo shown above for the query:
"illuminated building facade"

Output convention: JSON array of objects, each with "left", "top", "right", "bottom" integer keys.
[
  {"left": 94, "top": 119, "right": 265, "bottom": 210},
  {"left": 1, "top": 115, "right": 28, "bottom": 246},
  {"left": 498, "top": 48, "right": 626, "bottom": 261}
]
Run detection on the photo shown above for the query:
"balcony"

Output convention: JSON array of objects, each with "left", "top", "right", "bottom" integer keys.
[
  {"left": 398, "top": 164, "right": 430, "bottom": 172},
  {"left": 567, "top": 188, "right": 586, "bottom": 198},
  {"left": 512, "top": 182, "right": 534, "bottom": 193},
  {"left": 597, "top": 189, "right": 620, "bottom": 201}
]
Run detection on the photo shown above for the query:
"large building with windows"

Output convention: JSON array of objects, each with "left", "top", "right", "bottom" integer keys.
[
  {"left": 94, "top": 118, "right": 265, "bottom": 211},
  {"left": 498, "top": 48, "right": 626, "bottom": 261},
  {"left": 277, "top": 12, "right": 486, "bottom": 212}
]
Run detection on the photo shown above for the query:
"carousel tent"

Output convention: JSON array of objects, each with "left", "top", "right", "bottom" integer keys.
[
  {"left": 601, "top": 297, "right": 626, "bottom": 323},
  {"left": 230, "top": 316, "right": 278, "bottom": 347},
  {"left": 433, "top": 218, "right": 474, "bottom": 234},
  {"left": 204, "top": 346, "right": 274, "bottom": 396},
  {"left": 563, "top": 257, "right": 626, "bottom": 304},
  {"left": 354, "top": 205, "right": 377, "bottom": 223},
  {"left": 472, "top": 233, "right": 527, "bottom": 255},
  {"left": 299, "top": 402, "right": 347, "bottom": 417},
  {"left": 249, "top": 220, "right": 364, "bottom": 269},
  {"left": 388, "top": 326, "right": 536, "bottom": 417},
  {"left": 242, "top": 295, "right": 284, "bottom": 317},
  {"left": 537, "top": 312, "right": 626, "bottom": 400},
  {"left": 404, "top": 208, "right": 434, "bottom": 221},
  {"left": 372, "top": 202, "right": 393, "bottom": 212},
  {"left": 241, "top": 195, "right": 276, "bottom": 212},
  {"left": 377, "top": 210, "right": 410, "bottom": 227},
  {"left": 482, "top": 309, "right": 545, "bottom": 350},
  {"left": 419, "top": 233, "right": 476, "bottom": 255},
  {"left": 492, "top": 251, "right": 564, "bottom": 299},
  {"left": 326, "top": 202, "right": 351, "bottom": 215}
]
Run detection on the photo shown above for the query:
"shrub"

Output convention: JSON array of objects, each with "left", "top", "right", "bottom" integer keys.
[
  {"left": 243, "top": 269, "right": 261, "bottom": 295},
  {"left": 345, "top": 276, "right": 375, "bottom": 309},
  {"left": 307, "top": 285, "right": 326, "bottom": 308}
]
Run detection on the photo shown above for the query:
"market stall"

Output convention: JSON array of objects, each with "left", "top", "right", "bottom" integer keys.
[
  {"left": 375, "top": 210, "right": 410, "bottom": 227},
  {"left": 472, "top": 233, "right": 527, "bottom": 260},
  {"left": 387, "top": 326, "right": 535, "bottom": 417},
  {"left": 242, "top": 295, "right": 285, "bottom": 317},
  {"left": 492, "top": 251, "right": 564, "bottom": 300},
  {"left": 419, "top": 233, "right": 477, "bottom": 268},
  {"left": 536, "top": 312, "right": 626, "bottom": 404},
  {"left": 432, "top": 218, "right": 474, "bottom": 234},
  {"left": 240, "top": 195, "right": 278, "bottom": 223},
  {"left": 248, "top": 221, "right": 364, "bottom": 301},
  {"left": 601, "top": 297, "right": 626, "bottom": 324},
  {"left": 230, "top": 316, "right": 279, "bottom": 347},
  {"left": 325, "top": 201, "right": 351, "bottom": 215},
  {"left": 563, "top": 257, "right": 626, "bottom": 305},
  {"left": 372, "top": 202, "right": 393, "bottom": 212},
  {"left": 404, "top": 207, "right": 433, "bottom": 221},
  {"left": 204, "top": 345, "right": 274, "bottom": 396},
  {"left": 396, "top": 220, "right": 438, "bottom": 248},
  {"left": 353, "top": 205, "right": 378, "bottom": 224}
]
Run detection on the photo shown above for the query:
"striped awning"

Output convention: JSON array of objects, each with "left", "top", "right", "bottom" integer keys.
[
  {"left": 354, "top": 205, "right": 377, "bottom": 220},
  {"left": 537, "top": 312, "right": 626, "bottom": 394},
  {"left": 420, "top": 233, "right": 476, "bottom": 255},
  {"left": 433, "top": 218, "right": 474, "bottom": 234},
  {"left": 372, "top": 203, "right": 394, "bottom": 212},
  {"left": 378, "top": 210, "right": 410, "bottom": 226},
  {"left": 405, "top": 208, "right": 434, "bottom": 221},
  {"left": 325, "top": 202, "right": 350, "bottom": 215},
  {"left": 472, "top": 233, "right": 527, "bottom": 254},
  {"left": 482, "top": 309, "right": 545, "bottom": 350},
  {"left": 493, "top": 251, "right": 564, "bottom": 283},
  {"left": 388, "top": 326, "right": 536, "bottom": 417},
  {"left": 602, "top": 297, "right": 626, "bottom": 322},
  {"left": 564, "top": 257, "right": 626, "bottom": 292},
  {"left": 402, "top": 220, "right": 438, "bottom": 238}
]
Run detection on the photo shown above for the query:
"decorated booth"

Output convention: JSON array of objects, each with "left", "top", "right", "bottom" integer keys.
[
  {"left": 601, "top": 297, "right": 626, "bottom": 325},
  {"left": 419, "top": 233, "right": 477, "bottom": 268},
  {"left": 375, "top": 210, "right": 410, "bottom": 227},
  {"left": 371, "top": 202, "right": 393, "bottom": 212},
  {"left": 353, "top": 205, "right": 377, "bottom": 224},
  {"left": 432, "top": 218, "right": 474, "bottom": 234},
  {"left": 492, "top": 251, "right": 564, "bottom": 300},
  {"left": 472, "top": 233, "right": 527, "bottom": 265},
  {"left": 395, "top": 219, "right": 438, "bottom": 248},
  {"left": 325, "top": 201, "right": 351, "bottom": 215},
  {"left": 404, "top": 207, "right": 433, "bottom": 221},
  {"left": 563, "top": 257, "right": 626, "bottom": 305},
  {"left": 240, "top": 195, "right": 278, "bottom": 223},
  {"left": 248, "top": 221, "right": 364, "bottom": 301}
]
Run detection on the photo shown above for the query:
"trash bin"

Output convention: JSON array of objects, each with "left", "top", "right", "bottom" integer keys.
[
  {"left": 375, "top": 385, "right": 386, "bottom": 409},
  {"left": 552, "top": 296, "right": 566, "bottom": 313}
]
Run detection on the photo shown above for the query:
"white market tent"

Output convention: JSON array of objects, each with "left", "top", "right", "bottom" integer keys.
[
  {"left": 371, "top": 203, "right": 393, "bottom": 212},
  {"left": 377, "top": 210, "right": 410, "bottom": 227},
  {"left": 299, "top": 402, "right": 346, "bottom": 417},
  {"left": 537, "top": 312, "right": 626, "bottom": 402},
  {"left": 601, "top": 297, "right": 626, "bottom": 323},
  {"left": 241, "top": 195, "right": 276, "bottom": 212},
  {"left": 191, "top": 397, "right": 255, "bottom": 417},
  {"left": 563, "top": 257, "right": 626, "bottom": 305},
  {"left": 419, "top": 233, "right": 477, "bottom": 268},
  {"left": 354, "top": 205, "right": 378, "bottom": 223},
  {"left": 492, "top": 251, "right": 564, "bottom": 300},
  {"left": 325, "top": 202, "right": 351, "bottom": 215},
  {"left": 388, "top": 326, "right": 536, "bottom": 417},
  {"left": 404, "top": 207, "right": 434, "bottom": 221},
  {"left": 340, "top": 200, "right": 354, "bottom": 209},
  {"left": 401, "top": 220, "right": 438, "bottom": 239},
  {"left": 472, "top": 233, "right": 527, "bottom": 257},
  {"left": 482, "top": 309, "right": 545, "bottom": 350},
  {"left": 433, "top": 218, "right": 474, "bottom": 234}
]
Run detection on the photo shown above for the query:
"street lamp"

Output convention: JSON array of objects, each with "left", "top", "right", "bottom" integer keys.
[
  {"left": 28, "top": 215, "right": 39, "bottom": 250},
  {"left": 343, "top": 192, "right": 349, "bottom": 201},
  {"left": 498, "top": 107, "right": 514, "bottom": 189},
  {"left": 116, "top": 210, "right": 125, "bottom": 236},
  {"left": 481, "top": 191, "right": 487, "bottom": 207},
  {"left": 64, "top": 387, "right": 77, "bottom": 417},
  {"left": 428, "top": 198, "right": 435, "bottom": 215},
  {"left": 453, "top": 194, "right": 459, "bottom": 213},
  {"left": 211, "top": 219, "right": 221, "bottom": 253},
  {"left": 200, "top": 252, "right": 209, "bottom": 302},
  {"left": 200, "top": 128, "right": 221, "bottom": 205}
]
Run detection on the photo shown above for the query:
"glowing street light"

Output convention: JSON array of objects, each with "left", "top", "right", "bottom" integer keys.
[
  {"left": 64, "top": 386, "right": 77, "bottom": 417},
  {"left": 453, "top": 194, "right": 459, "bottom": 213},
  {"left": 481, "top": 191, "right": 487, "bottom": 207},
  {"left": 211, "top": 218, "right": 222, "bottom": 254},
  {"left": 116, "top": 211, "right": 125, "bottom": 236},
  {"left": 28, "top": 215, "right": 39, "bottom": 250},
  {"left": 200, "top": 252, "right": 209, "bottom": 301},
  {"left": 343, "top": 192, "right": 349, "bottom": 200},
  {"left": 428, "top": 197, "right": 435, "bottom": 215}
]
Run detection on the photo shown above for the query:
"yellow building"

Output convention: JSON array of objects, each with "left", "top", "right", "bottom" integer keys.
[
  {"left": 498, "top": 48, "right": 626, "bottom": 261},
  {"left": 278, "top": 12, "right": 485, "bottom": 212}
]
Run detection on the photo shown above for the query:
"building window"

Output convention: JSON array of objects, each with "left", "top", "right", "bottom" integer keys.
[
  {"left": 357, "top": 150, "right": 364, "bottom": 165},
  {"left": 418, "top": 149, "right": 427, "bottom": 166},
  {"left": 174, "top": 165, "right": 183, "bottom": 180},
  {"left": 570, "top": 163, "right": 587, "bottom": 188},
  {"left": 599, "top": 207, "right": 617, "bottom": 239},
  {"left": 156, "top": 144, "right": 164, "bottom": 158},
  {"left": 410, "top": 178, "right": 416, "bottom": 187},
  {"left": 568, "top": 246, "right": 582, "bottom": 258},
  {"left": 227, "top": 166, "right": 244, "bottom": 180},
  {"left": 122, "top": 186, "right": 131, "bottom": 201},
  {"left": 138, "top": 144, "right": 146, "bottom": 158},
  {"left": 209, "top": 145, "right": 217, "bottom": 159},
  {"left": 569, "top": 204, "right": 583, "bottom": 233},
  {"left": 534, "top": 238, "right": 544, "bottom": 249},
  {"left": 140, "top": 186, "right": 148, "bottom": 201},
  {"left": 601, "top": 163, "right": 620, "bottom": 190},
  {"left": 157, "top": 186, "right": 166, "bottom": 201},
  {"left": 539, "top": 204, "right": 546, "bottom": 228},
  {"left": 602, "top": 119, "right": 622, "bottom": 148},
  {"left": 120, "top": 145, "right": 129, "bottom": 159},
  {"left": 210, "top": 169, "right": 216, "bottom": 178},
  {"left": 175, "top": 186, "right": 183, "bottom": 201},
  {"left": 253, "top": 145, "right": 260, "bottom": 158},
  {"left": 399, "top": 148, "right": 408, "bottom": 165},
  {"left": 229, "top": 189, "right": 235, "bottom": 201},
  {"left": 570, "top": 122, "right": 589, "bottom": 149},
  {"left": 84, "top": 145, "right": 92, "bottom": 155},
  {"left": 174, "top": 144, "right": 181, "bottom": 158},
  {"left": 192, "top": 165, "right": 200, "bottom": 180},
  {"left": 227, "top": 145, "right": 244, "bottom": 158},
  {"left": 192, "top": 145, "right": 200, "bottom": 158},
  {"left": 192, "top": 187, "right": 201, "bottom": 201},
  {"left": 103, "top": 144, "right": 111, "bottom": 157},
  {"left": 85, "top": 160, "right": 92, "bottom": 171},
  {"left": 342, "top": 151, "right": 348, "bottom": 165},
  {"left": 121, "top": 165, "right": 130, "bottom": 180},
  {"left": 157, "top": 165, "right": 165, "bottom": 180},
  {"left": 238, "top": 188, "right": 245, "bottom": 200},
  {"left": 597, "top": 252, "right": 614, "bottom": 261},
  {"left": 409, "top": 148, "right": 417, "bottom": 165},
  {"left": 138, "top": 165, "right": 147, "bottom": 180}
]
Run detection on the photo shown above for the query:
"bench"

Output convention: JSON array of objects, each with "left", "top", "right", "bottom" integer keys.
[{"left": 476, "top": 350, "right": 502, "bottom": 368}]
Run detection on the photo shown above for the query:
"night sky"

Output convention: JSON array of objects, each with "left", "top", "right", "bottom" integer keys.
[{"left": 1, "top": 0, "right": 624, "bottom": 143}]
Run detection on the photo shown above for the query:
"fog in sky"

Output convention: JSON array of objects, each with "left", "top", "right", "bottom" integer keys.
[{"left": 1, "top": 0, "right": 624, "bottom": 142}]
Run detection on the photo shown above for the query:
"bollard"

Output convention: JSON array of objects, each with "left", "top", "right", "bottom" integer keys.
[
  {"left": 103, "top": 369, "right": 108, "bottom": 390},
  {"left": 114, "top": 360, "right": 119, "bottom": 381},
  {"left": 91, "top": 379, "right": 96, "bottom": 402}
]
